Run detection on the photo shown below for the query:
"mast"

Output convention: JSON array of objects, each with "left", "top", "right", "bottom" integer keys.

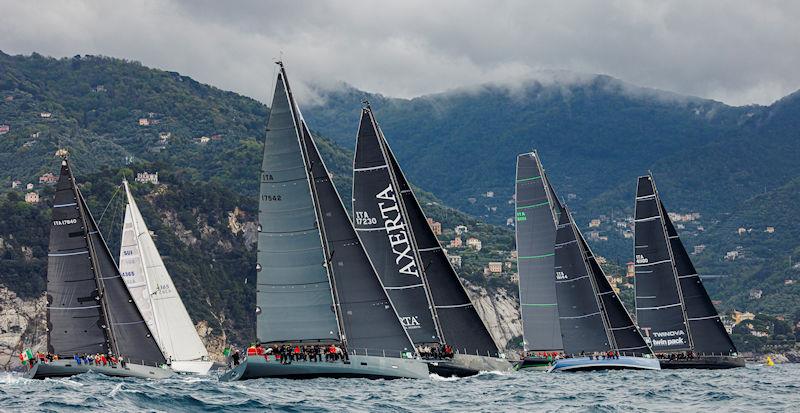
[{"left": 277, "top": 61, "right": 347, "bottom": 346}]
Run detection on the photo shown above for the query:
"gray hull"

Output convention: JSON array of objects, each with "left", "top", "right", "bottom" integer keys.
[
  {"left": 659, "top": 356, "right": 745, "bottom": 369},
  {"left": 219, "top": 354, "right": 429, "bottom": 381},
  {"left": 427, "top": 354, "right": 513, "bottom": 377},
  {"left": 24, "top": 359, "right": 175, "bottom": 380}
]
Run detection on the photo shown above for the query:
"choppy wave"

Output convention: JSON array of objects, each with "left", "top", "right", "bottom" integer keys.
[{"left": 1, "top": 364, "right": 798, "bottom": 412}]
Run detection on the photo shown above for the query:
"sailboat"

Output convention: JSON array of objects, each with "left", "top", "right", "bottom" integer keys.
[
  {"left": 219, "top": 63, "right": 428, "bottom": 381},
  {"left": 25, "top": 157, "right": 174, "bottom": 379},
  {"left": 513, "top": 152, "right": 563, "bottom": 371},
  {"left": 118, "top": 180, "right": 213, "bottom": 375},
  {"left": 633, "top": 174, "right": 744, "bottom": 369},
  {"left": 352, "top": 104, "right": 511, "bottom": 376},
  {"left": 541, "top": 162, "right": 659, "bottom": 372}
]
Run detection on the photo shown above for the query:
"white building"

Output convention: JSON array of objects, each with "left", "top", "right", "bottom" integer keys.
[{"left": 135, "top": 172, "right": 159, "bottom": 184}]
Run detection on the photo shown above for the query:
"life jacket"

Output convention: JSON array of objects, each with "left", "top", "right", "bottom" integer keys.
[
  {"left": 293, "top": 346, "right": 301, "bottom": 354},
  {"left": 247, "top": 346, "right": 257, "bottom": 355}
]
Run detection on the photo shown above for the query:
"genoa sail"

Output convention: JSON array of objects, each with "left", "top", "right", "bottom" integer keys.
[
  {"left": 119, "top": 181, "right": 209, "bottom": 364},
  {"left": 255, "top": 69, "right": 341, "bottom": 344},
  {"left": 352, "top": 107, "right": 441, "bottom": 345},
  {"left": 634, "top": 176, "right": 692, "bottom": 352},
  {"left": 636, "top": 175, "right": 737, "bottom": 355},
  {"left": 47, "top": 159, "right": 165, "bottom": 366},
  {"left": 514, "top": 152, "right": 562, "bottom": 352},
  {"left": 383, "top": 126, "right": 500, "bottom": 357}
]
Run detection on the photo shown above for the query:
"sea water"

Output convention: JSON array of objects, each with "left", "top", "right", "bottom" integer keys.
[{"left": 1, "top": 363, "right": 797, "bottom": 412}]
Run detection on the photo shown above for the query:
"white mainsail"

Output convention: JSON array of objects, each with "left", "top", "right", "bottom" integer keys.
[{"left": 119, "top": 180, "right": 211, "bottom": 374}]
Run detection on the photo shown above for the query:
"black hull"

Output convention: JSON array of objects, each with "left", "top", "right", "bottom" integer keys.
[{"left": 658, "top": 356, "right": 745, "bottom": 369}]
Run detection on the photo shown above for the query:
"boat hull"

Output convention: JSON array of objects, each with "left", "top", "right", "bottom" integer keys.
[
  {"left": 547, "top": 356, "right": 661, "bottom": 372},
  {"left": 658, "top": 356, "right": 745, "bottom": 369},
  {"left": 219, "top": 354, "right": 430, "bottom": 381},
  {"left": 426, "top": 354, "right": 513, "bottom": 377},
  {"left": 514, "top": 356, "right": 552, "bottom": 371},
  {"left": 170, "top": 360, "right": 214, "bottom": 375},
  {"left": 23, "top": 359, "right": 174, "bottom": 380}
]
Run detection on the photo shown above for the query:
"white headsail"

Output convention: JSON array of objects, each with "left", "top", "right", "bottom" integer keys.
[{"left": 119, "top": 180, "right": 211, "bottom": 374}]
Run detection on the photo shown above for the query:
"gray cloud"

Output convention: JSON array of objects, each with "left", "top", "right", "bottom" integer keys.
[{"left": 1, "top": 0, "right": 798, "bottom": 106}]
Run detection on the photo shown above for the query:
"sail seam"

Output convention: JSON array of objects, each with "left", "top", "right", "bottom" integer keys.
[
  {"left": 688, "top": 315, "right": 720, "bottom": 321},
  {"left": 516, "top": 176, "right": 541, "bottom": 182},
  {"left": 47, "top": 305, "right": 101, "bottom": 310},
  {"left": 519, "top": 253, "right": 555, "bottom": 259},
  {"left": 54, "top": 202, "right": 77, "bottom": 208},
  {"left": 636, "top": 195, "right": 656, "bottom": 200},
  {"left": 417, "top": 246, "right": 440, "bottom": 252},
  {"left": 634, "top": 215, "right": 660, "bottom": 222}
]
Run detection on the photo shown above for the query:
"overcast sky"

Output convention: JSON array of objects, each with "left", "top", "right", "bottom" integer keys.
[{"left": 2, "top": 0, "right": 799, "bottom": 106}]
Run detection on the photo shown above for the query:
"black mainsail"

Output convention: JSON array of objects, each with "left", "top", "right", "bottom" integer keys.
[
  {"left": 634, "top": 175, "right": 692, "bottom": 352},
  {"left": 256, "top": 63, "right": 414, "bottom": 357},
  {"left": 352, "top": 107, "right": 441, "bottom": 345},
  {"left": 256, "top": 68, "right": 340, "bottom": 345},
  {"left": 514, "top": 152, "right": 563, "bottom": 353},
  {"left": 47, "top": 159, "right": 165, "bottom": 365},
  {"left": 635, "top": 175, "right": 737, "bottom": 355},
  {"left": 381, "top": 119, "right": 500, "bottom": 357},
  {"left": 551, "top": 176, "right": 651, "bottom": 356}
]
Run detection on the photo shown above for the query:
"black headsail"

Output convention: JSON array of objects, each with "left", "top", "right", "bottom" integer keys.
[
  {"left": 634, "top": 175, "right": 692, "bottom": 352},
  {"left": 551, "top": 177, "right": 651, "bottom": 356},
  {"left": 514, "top": 152, "right": 563, "bottom": 352},
  {"left": 266, "top": 63, "right": 415, "bottom": 356},
  {"left": 255, "top": 67, "right": 340, "bottom": 345},
  {"left": 352, "top": 107, "right": 441, "bottom": 345},
  {"left": 47, "top": 159, "right": 165, "bottom": 365},
  {"left": 382, "top": 123, "right": 500, "bottom": 357},
  {"left": 637, "top": 175, "right": 737, "bottom": 355}
]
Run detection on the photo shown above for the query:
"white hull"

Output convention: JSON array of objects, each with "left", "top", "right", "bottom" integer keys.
[{"left": 170, "top": 360, "right": 214, "bottom": 375}]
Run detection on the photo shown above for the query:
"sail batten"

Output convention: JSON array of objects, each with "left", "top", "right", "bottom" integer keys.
[{"left": 514, "top": 152, "right": 562, "bottom": 352}]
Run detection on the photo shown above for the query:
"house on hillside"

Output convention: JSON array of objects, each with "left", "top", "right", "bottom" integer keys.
[
  {"left": 0, "top": 124, "right": 9, "bottom": 135},
  {"left": 138, "top": 118, "right": 150, "bottom": 126},
  {"left": 454, "top": 225, "right": 468, "bottom": 235},
  {"left": 466, "top": 237, "right": 482, "bottom": 251},
  {"left": 749, "top": 289, "right": 763, "bottom": 300},
  {"left": 589, "top": 219, "right": 601, "bottom": 228},
  {"left": 449, "top": 237, "right": 463, "bottom": 248},
  {"left": 39, "top": 112, "right": 52, "bottom": 118},
  {"left": 488, "top": 262, "right": 502, "bottom": 274},
  {"left": 447, "top": 254, "right": 462, "bottom": 268},
  {"left": 426, "top": 218, "right": 442, "bottom": 236},
  {"left": 25, "top": 192, "right": 39, "bottom": 203},
  {"left": 11, "top": 180, "right": 21, "bottom": 189},
  {"left": 765, "top": 226, "right": 775, "bottom": 233},
  {"left": 626, "top": 262, "right": 635, "bottom": 278},
  {"left": 135, "top": 172, "right": 159, "bottom": 185},
  {"left": 39, "top": 173, "right": 57, "bottom": 185},
  {"left": 26, "top": 183, "right": 33, "bottom": 190}
]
